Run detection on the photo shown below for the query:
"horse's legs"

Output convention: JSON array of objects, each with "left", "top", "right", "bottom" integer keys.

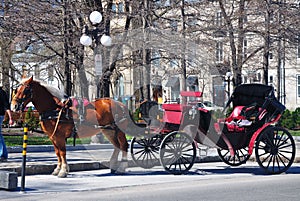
[
  {"left": 58, "top": 151, "right": 69, "bottom": 178},
  {"left": 51, "top": 137, "right": 69, "bottom": 178},
  {"left": 52, "top": 145, "right": 62, "bottom": 176},
  {"left": 102, "top": 129, "right": 129, "bottom": 174},
  {"left": 110, "top": 148, "right": 120, "bottom": 174},
  {"left": 116, "top": 131, "right": 129, "bottom": 174},
  {"left": 102, "top": 129, "right": 121, "bottom": 173}
]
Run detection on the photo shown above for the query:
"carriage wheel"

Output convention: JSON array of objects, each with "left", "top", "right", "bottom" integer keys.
[
  {"left": 255, "top": 126, "right": 295, "bottom": 174},
  {"left": 159, "top": 131, "right": 196, "bottom": 175},
  {"left": 130, "top": 135, "right": 161, "bottom": 169},
  {"left": 217, "top": 147, "right": 250, "bottom": 166}
]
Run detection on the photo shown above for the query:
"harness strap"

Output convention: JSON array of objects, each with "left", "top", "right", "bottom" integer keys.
[
  {"left": 49, "top": 107, "right": 64, "bottom": 139},
  {"left": 44, "top": 98, "right": 72, "bottom": 140}
]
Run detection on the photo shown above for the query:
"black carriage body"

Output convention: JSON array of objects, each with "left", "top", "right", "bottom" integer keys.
[
  {"left": 230, "top": 84, "right": 285, "bottom": 124},
  {"left": 131, "top": 85, "right": 295, "bottom": 175},
  {"left": 195, "top": 84, "right": 286, "bottom": 150}
]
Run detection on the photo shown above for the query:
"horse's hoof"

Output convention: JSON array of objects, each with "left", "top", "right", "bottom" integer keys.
[
  {"left": 115, "top": 171, "right": 126, "bottom": 175},
  {"left": 52, "top": 169, "right": 60, "bottom": 176},
  {"left": 115, "top": 161, "right": 128, "bottom": 174},
  {"left": 57, "top": 171, "right": 68, "bottom": 178}
]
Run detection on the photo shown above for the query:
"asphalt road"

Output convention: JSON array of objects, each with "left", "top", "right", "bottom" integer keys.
[{"left": 1, "top": 161, "right": 300, "bottom": 201}]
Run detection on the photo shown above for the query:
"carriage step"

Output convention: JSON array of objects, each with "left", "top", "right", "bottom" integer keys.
[{"left": 198, "top": 146, "right": 210, "bottom": 157}]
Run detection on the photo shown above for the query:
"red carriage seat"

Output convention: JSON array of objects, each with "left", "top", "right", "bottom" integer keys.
[
  {"left": 220, "top": 104, "right": 262, "bottom": 132},
  {"left": 223, "top": 106, "right": 247, "bottom": 132},
  {"left": 225, "top": 106, "right": 246, "bottom": 123},
  {"left": 162, "top": 91, "right": 202, "bottom": 125},
  {"left": 162, "top": 104, "right": 184, "bottom": 125}
]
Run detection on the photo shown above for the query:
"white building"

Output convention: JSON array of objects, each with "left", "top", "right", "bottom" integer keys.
[{"left": 108, "top": 0, "right": 300, "bottom": 110}]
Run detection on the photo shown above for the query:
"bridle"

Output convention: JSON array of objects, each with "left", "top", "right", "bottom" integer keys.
[{"left": 14, "top": 83, "right": 33, "bottom": 111}]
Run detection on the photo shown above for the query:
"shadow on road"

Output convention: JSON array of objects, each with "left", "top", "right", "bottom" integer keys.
[{"left": 193, "top": 165, "right": 300, "bottom": 176}]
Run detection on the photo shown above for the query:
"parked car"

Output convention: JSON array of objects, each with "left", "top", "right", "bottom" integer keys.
[{"left": 197, "top": 101, "right": 223, "bottom": 111}]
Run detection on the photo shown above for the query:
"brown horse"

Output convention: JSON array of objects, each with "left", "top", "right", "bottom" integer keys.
[{"left": 11, "top": 77, "right": 129, "bottom": 178}]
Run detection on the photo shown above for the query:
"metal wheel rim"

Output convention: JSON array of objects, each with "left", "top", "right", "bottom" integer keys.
[
  {"left": 255, "top": 127, "right": 295, "bottom": 174},
  {"left": 159, "top": 131, "right": 196, "bottom": 175},
  {"left": 217, "top": 147, "right": 250, "bottom": 166},
  {"left": 130, "top": 136, "right": 161, "bottom": 169}
]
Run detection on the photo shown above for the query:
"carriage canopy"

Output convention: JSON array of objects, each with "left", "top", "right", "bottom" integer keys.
[
  {"left": 227, "top": 84, "right": 285, "bottom": 120},
  {"left": 230, "top": 84, "right": 274, "bottom": 107}
]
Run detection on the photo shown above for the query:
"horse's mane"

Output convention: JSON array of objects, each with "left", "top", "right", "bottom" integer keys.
[{"left": 21, "top": 78, "right": 67, "bottom": 100}]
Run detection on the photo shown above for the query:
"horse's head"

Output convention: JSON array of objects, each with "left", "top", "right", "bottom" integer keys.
[{"left": 11, "top": 76, "right": 34, "bottom": 112}]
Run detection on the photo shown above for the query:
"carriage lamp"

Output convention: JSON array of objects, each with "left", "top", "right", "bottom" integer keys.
[
  {"left": 79, "top": 11, "right": 112, "bottom": 47},
  {"left": 225, "top": 71, "right": 232, "bottom": 97}
]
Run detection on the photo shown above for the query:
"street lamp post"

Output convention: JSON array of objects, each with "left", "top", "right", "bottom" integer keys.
[
  {"left": 225, "top": 71, "right": 232, "bottom": 98},
  {"left": 80, "top": 11, "right": 112, "bottom": 98}
]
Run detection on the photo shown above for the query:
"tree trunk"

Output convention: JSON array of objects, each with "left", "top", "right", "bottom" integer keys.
[
  {"left": 0, "top": 39, "right": 13, "bottom": 97},
  {"left": 219, "top": 0, "right": 245, "bottom": 86}
]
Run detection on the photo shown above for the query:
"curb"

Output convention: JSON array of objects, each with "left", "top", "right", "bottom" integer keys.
[
  {"left": 0, "top": 162, "right": 108, "bottom": 176},
  {"left": 1, "top": 156, "right": 300, "bottom": 176},
  {"left": 7, "top": 144, "right": 114, "bottom": 153},
  {"left": 0, "top": 155, "right": 222, "bottom": 176}
]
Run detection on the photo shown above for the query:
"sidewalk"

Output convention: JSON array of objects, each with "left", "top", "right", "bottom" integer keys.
[
  {"left": 0, "top": 144, "right": 116, "bottom": 175},
  {"left": 1, "top": 139, "right": 300, "bottom": 176},
  {"left": 0, "top": 143, "right": 222, "bottom": 175}
]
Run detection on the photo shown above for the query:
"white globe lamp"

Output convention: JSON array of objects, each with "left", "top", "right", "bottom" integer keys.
[
  {"left": 89, "top": 11, "right": 102, "bottom": 25},
  {"left": 100, "top": 35, "right": 112, "bottom": 47},
  {"left": 80, "top": 34, "right": 93, "bottom": 46},
  {"left": 226, "top": 71, "right": 232, "bottom": 78}
]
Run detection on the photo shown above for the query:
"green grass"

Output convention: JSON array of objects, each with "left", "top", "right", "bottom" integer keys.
[
  {"left": 4, "top": 135, "right": 92, "bottom": 147},
  {"left": 288, "top": 130, "right": 300, "bottom": 136}
]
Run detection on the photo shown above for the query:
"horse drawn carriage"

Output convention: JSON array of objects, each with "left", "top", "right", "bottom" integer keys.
[
  {"left": 130, "top": 83, "right": 296, "bottom": 175},
  {"left": 11, "top": 77, "right": 295, "bottom": 177}
]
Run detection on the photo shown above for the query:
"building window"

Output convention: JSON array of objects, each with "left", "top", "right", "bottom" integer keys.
[
  {"left": 269, "top": 11, "right": 274, "bottom": 22},
  {"left": 216, "top": 41, "right": 223, "bottom": 62},
  {"left": 187, "top": 17, "right": 197, "bottom": 26},
  {"left": 112, "top": 3, "right": 116, "bottom": 12},
  {"left": 216, "top": 11, "right": 222, "bottom": 26},
  {"left": 115, "top": 75, "right": 124, "bottom": 99},
  {"left": 256, "top": 72, "right": 261, "bottom": 82},
  {"left": 243, "top": 76, "right": 248, "bottom": 84},
  {"left": 152, "top": 51, "right": 160, "bottom": 68},
  {"left": 269, "top": 75, "right": 273, "bottom": 84},
  {"left": 170, "top": 58, "right": 178, "bottom": 68},
  {"left": 243, "top": 39, "right": 247, "bottom": 60},
  {"left": 269, "top": 52, "right": 273, "bottom": 60},
  {"left": 112, "top": 2, "right": 123, "bottom": 13},
  {"left": 243, "top": 13, "right": 248, "bottom": 23},
  {"left": 171, "top": 20, "right": 178, "bottom": 32},
  {"left": 187, "top": 76, "right": 199, "bottom": 91},
  {"left": 298, "top": 75, "right": 300, "bottom": 98},
  {"left": 48, "top": 65, "right": 54, "bottom": 82},
  {"left": 297, "top": 34, "right": 300, "bottom": 59},
  {"left": 118, "top": 2, "right": 124, "bottom": 13}
]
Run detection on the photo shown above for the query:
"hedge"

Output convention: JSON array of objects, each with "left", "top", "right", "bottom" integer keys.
[{"left": 279, "top": 107, "right": 300, "bottom": 130}]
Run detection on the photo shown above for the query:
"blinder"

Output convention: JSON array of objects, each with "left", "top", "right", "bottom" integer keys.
[{"left": 15, "top": 84, "right": 33, "bottom": 111}]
